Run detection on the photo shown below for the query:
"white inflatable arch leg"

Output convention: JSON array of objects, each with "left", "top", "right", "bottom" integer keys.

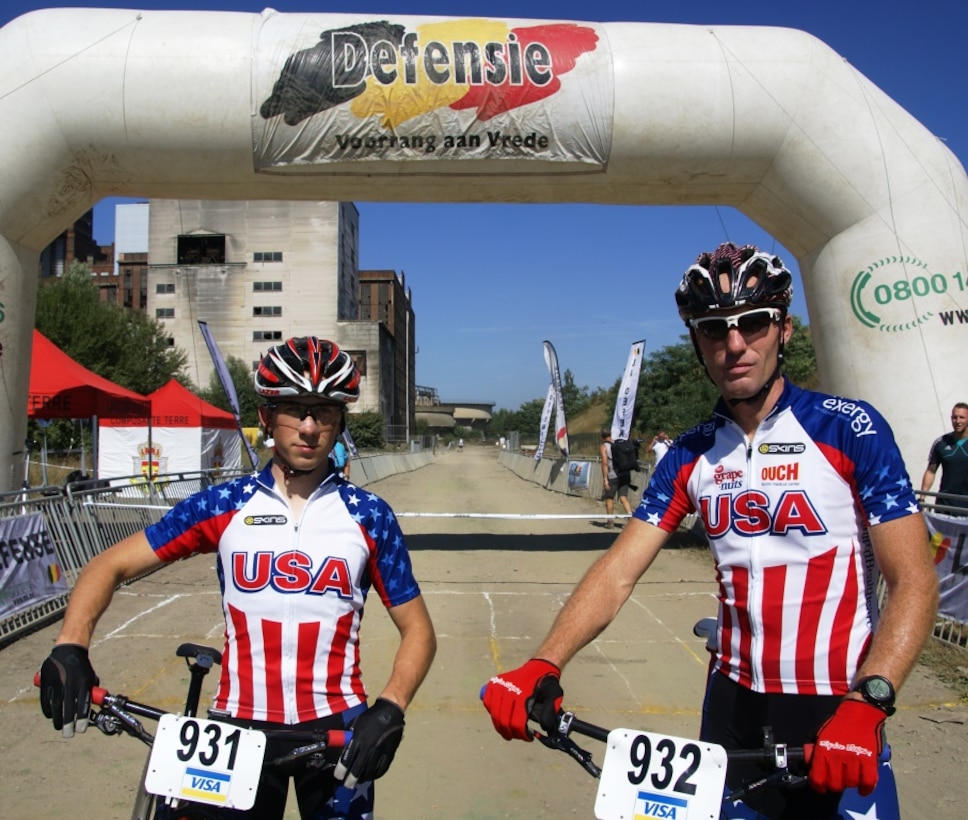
[{"left": 1, "top": 9, "right": 966, "bottom": 490}]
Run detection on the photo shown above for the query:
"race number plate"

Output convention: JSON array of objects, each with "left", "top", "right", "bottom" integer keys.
[
  {"left": 594, "top": 729, "right": 727, "bottom": 820},
  {"left": 144, "top": 714, "right": 266, "bottom": 810}
]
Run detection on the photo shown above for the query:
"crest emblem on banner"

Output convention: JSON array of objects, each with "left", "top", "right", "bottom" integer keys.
[{"left": 134, "top": 442, "right": 168, "bottom": 479}]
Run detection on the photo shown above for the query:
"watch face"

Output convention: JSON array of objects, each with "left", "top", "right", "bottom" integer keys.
[{"left": 865, "top": 677, "right": 892, "bottom": 702}]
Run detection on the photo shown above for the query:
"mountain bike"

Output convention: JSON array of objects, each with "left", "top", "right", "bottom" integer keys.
[{"left": 36, "top": 643, "right": 351, "bottom": 819}]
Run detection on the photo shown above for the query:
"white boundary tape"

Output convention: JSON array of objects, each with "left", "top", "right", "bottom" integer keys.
[{"left": 396, "top": 512, "right": 627, "bottom": 519}]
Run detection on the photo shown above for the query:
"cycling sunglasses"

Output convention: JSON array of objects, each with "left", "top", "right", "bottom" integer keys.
[
  {"left": 269, "top": 401, "right": 343, "bottom": 424},
  {"left": 689, "top": 307, "right": 782, "bottom": 342}
]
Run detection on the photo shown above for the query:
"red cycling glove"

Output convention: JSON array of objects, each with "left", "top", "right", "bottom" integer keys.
[
  {"left": 808, "top": 699, "right": 886, "bottom": 796},
  {"left": 482, "top": 659, "right": 563, "bottom": 741}
]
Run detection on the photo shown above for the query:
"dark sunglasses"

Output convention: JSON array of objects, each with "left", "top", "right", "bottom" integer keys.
[
  {"left": 689, "top": 308, "right": 782, "bottom": 342},
  {"left": 270, "top": 401, "right": 343, "bottom": 424}
]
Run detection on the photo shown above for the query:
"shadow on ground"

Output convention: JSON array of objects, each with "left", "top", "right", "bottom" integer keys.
[{"left": 406, "top": 530, "right": 707, "bottom": 552}]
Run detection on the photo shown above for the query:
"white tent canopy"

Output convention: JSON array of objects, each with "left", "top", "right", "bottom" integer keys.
[{"left": 98, "top": 380, "right": 241, "bottom": 479}]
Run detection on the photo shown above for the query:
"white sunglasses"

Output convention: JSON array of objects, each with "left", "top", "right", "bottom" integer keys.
[{"left": 689, "top": 308, "right": 782, "bottom": 342}]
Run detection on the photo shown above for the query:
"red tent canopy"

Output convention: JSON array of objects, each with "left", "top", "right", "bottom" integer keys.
[
  {"left": 100, "top": 379, "right": 235, "bottom": 429},
  {"left": 28, "top": 329, "right": 151, "bottom": 419}
]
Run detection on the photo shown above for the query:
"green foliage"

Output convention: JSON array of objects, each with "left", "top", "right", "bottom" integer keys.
[
  {"left": 346, "top": 410, "right": 386, "bottom": 449},
  {"left": 201, "top": 356, "right": 261, "bottom": 427},
  {"left": 35, "top": 260, "right": 187, "bottom": 395},
  {"left": 560, "top": 368, "right": 591, "bottom": 419},
  {"left": 782, "top": 316, "right": 818, "bottom": 389}
]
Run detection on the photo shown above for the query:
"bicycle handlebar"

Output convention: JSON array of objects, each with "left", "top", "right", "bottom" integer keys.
[{"left": 34, "top": 671, "right": 352, "bottom": 760}]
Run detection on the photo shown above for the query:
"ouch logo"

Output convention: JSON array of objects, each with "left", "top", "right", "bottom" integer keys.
[{"left": 849, "top": 256, "right": 968, "bottom": 333}]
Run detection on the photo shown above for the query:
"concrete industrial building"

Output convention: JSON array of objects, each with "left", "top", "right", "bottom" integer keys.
[{"left": 143, "top": 199, "right": 415, "bottom": 437}]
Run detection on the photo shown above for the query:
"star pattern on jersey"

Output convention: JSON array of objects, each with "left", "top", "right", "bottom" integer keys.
[
  {"left": 339, "top": 484, "right": 416, "bottom": 604},
  {"left": 845, "top": 804, "right": 881, "bottom": 820},
  {"left": 170, "top": 475, "right": 259, "bottom": 527}
]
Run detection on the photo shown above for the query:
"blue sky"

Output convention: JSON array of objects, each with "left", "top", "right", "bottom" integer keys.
[{"left": 6, "top": 2, "right": 967, "bottom": 409}]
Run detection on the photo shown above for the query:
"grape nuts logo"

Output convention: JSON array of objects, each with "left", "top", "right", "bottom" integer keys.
[{"left": 849, "top": 255, "right": 955, "bottom": 332}]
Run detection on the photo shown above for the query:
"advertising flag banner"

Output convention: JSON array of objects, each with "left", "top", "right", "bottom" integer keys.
[
  {"left": 0, "top": 513, "right": 68, "bottom": 618},
  {"left": 253, "top": 16, "right": 613, "bottom": 172},
  {"left": 543, "top": 340, "right": 569, "bottom": 459},
  {"left": 611, "top": 340, "right": 646, "bottom": 441},
  {"left": 198, "top": 321, "right": 260, "bottom": 470},
  {"left": 535, "top": 384, "right": 555, "bottom": 462},
  {"left": 926, "top": 512, "right": 968, "bottom": 624}
]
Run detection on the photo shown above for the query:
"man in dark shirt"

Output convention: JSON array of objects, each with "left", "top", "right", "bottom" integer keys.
[{"left": 920, "top": 402, "right": 968, "bottom": 513}]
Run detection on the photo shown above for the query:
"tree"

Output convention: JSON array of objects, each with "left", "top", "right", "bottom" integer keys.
[
  {"left": 560, "top": 369, "right": 591, "bottom": 419},
  {"left": 346, "top": 410, "right": 386, "bottom": 449},
  {"left": 35, "top": 260, "right": 187, "bottom": 394},
  {"left": 782, "top": 315, "right": 818, "bottom": 389}
]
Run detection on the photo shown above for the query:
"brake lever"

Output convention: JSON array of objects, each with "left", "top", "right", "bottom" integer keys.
[
  {"left": 726, "top": 768, "right": 808, "bottom": 801},
  {"left": 533, "top": 729, "right": 602, "bottom": 778}
]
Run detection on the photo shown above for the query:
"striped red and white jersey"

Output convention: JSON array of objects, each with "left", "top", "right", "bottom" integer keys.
[
  {"left": 144, "top": 463, "right": 421, "bottom": 723},
  {"left": 636, "top": 379, "right": 919, "bottom": 696}
]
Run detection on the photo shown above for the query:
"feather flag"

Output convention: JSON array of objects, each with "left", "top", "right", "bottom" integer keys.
[
  {"left": 535, "top": 384, "right": 556, "bottom": 461},
  {"left": 610, "top": 340, "right": 646, "bottom": 441},
  {"left": 542, "top": 340, "right": 569, "bottom": 459},
  {"left": 198, "top": 321, "right": 260, "bottom": 470}
]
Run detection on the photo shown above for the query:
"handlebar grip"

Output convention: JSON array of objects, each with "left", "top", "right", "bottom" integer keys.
[
  {"left": 33, "top": 672, "right": 110, "bottom": 706},
  {"left": 327, "top": 729, "right": 351, "bottom": 748}
]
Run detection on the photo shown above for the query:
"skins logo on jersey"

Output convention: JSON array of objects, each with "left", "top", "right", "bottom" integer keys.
[
  {"left": 758, "top": 442, "right": 806, "bottom": 455},
  {"left": 231, "top": 551, "right": 353, "bottom": 597},
  {"left": 700, "top": 490, "right": 828, "bottom": 538},
  {"left": 243, "top": 515, "right": 288, "bottom": 525}
]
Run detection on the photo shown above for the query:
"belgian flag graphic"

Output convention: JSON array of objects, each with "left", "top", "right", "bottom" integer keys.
[{"left": 47, "top": 564, "right": 63, "bottom": 584}]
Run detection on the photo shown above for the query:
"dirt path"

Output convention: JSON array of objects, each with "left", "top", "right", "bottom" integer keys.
[{"left": 1, "top": 445, "right": 964, "bottom": 818}]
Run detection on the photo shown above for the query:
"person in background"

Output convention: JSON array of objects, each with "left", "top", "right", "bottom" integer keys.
[
  {"left": 332, "top": 435, "right": 350, "bottom": 479},
  {"left": 483, "top": 243, "right": 938, "bottom": 819},
  {"left": 599, "top": 429, "right": 633, "bottom": 528},
  {"left": 919, "top": 402, "right": 968, "bottom": 514},
  {"left": 648, "top": 430, "right": 672, "bottom": 464},
  {"left": 40, "top": 337, "right": 436, "bottom": 820}
]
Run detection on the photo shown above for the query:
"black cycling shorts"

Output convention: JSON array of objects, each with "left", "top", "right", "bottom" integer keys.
[{"left": 700, "top": 671, "right": 842, "bottom": 819}]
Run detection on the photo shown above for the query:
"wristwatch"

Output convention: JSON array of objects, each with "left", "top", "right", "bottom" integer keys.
[{"left": 851, "top": 675, "right": 896, "bottom": 715}]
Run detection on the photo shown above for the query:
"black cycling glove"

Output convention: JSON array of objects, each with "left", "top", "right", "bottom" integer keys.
[
  {"left": 39, "top": 643, "right": 99, "bottom": 737},
  {"left": 334, "top": 698, "right": 405, "bottom": 788}
]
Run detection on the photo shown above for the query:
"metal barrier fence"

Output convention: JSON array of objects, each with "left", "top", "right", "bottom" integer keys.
[{"left": 0, "top": 470, "right": 246, "bottom": 646}]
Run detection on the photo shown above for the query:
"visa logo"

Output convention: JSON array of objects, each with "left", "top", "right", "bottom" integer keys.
[
  {"left": 181, "top": 767, "right": 231, "bottom": 803},
  {"left": 634, "top": 791, "right": 688, "bottom": 819}
]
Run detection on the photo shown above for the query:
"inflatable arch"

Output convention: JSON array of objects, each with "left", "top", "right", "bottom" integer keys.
[{"left": 1, "top": 8, "right": 966, "bottom": 491}]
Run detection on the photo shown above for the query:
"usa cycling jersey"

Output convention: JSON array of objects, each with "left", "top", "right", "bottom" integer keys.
[
  {"left": 144, "top": 463, "right": 421, "bottom": 723},
  {"left": 635, "top": 379, "right": 919, "bottom": 696}
]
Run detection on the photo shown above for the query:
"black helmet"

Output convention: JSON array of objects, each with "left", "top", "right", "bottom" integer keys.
[
  {"left": 675, "top": 242, "right": 793, "bottom": 323},
  {"left": 254, "top": 337, "right": 360, "bottom": 403}
]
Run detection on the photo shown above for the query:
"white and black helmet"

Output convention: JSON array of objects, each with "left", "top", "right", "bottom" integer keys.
[
  {"left": 254, "top": 337, "right": 360, "bottom": 403},
  {"left": 675, "top": 242, "right": 793, "bottom": 323}
]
